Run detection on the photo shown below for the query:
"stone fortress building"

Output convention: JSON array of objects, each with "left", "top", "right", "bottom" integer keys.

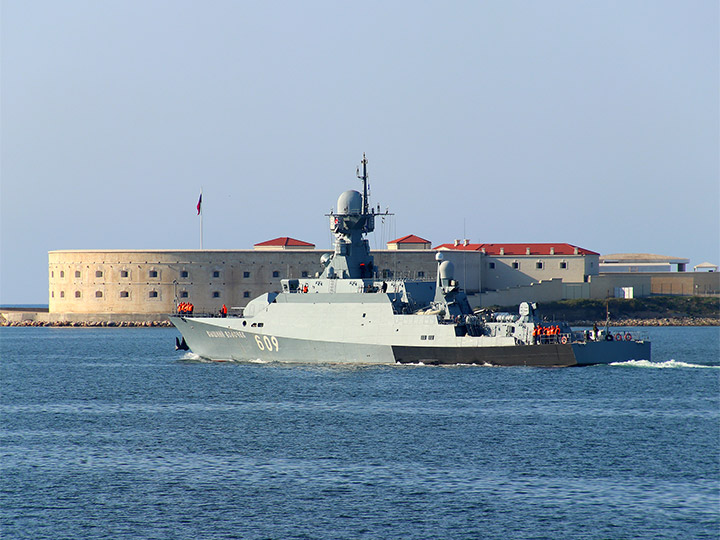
[{"left": 47, "top": 232, "right": 718, "bottom": 322}]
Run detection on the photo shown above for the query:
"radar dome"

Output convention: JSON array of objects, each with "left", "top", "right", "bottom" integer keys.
[
  {"left": 336, "top": 190, "right": 362, "bottom": 215},
  {"left": 438, "top": 260, "right": 455, "bottom": 286}
]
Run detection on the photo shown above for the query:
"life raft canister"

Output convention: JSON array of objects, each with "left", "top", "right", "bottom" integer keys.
[
  {"left": 625, "top": 333, "right": 632, "bottom": 341},
  {"left": 560, "top": 335, "right": 568, "bottom": 344}
]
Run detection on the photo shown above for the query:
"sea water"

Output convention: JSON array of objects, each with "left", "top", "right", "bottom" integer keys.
[{"left": 1, "top": 326, "right": 718, "bottom": 539}]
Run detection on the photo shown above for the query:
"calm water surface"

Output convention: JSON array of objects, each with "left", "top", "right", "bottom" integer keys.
[{"left": 1, "top": 326, "right": 718, "bottom": 539}]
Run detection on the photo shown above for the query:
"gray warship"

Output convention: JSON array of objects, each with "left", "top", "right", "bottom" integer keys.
[{"left": 170, "top": 156, "right": 650, "bottom": 367}]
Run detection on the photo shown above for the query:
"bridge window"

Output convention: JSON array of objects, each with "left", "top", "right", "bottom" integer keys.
[
  {"left": 213, "top": 271, "right": 220, "bottom": 278},
  {"left": 180, "top": 271, "right": 189, "bottom": 278},
  {"left": 180, "top": 291, "right": 188, "bottom": 298},
  {"left": 212, "top": 291, "right": 220, "bottom": 298},
  {"left": 96, "top": 270, "right": 103, "bottom": 278},
  {"left": 75, "top": 291, "right": 81, "bottom": 298},
  {"left": 536, "top": 262, "right": 544, "bottom": 269},
  {"left": 243, "top": 291, "right": 250, "bottom": 298},
  {"left": 120, "top": 270, "right": 129, "bottom": 278},
  {"left": 512, "top": 262, "right": 519, "bottom": 269},
  {"left": 272, "top": 271, "right": 280, "bottom": 278},
  {"left": 488, "top": 262, "right": 495, "bottom": 269},
  {"left": 120, "top": 291, "right": 129, "bottom": 298},
  {"left": 95, "top": 291, "right": 103, "bottom": 298},
  {"left": 149, "top": 270, "right": 158, "bottom": 278},
  {"left": 243, "top": 271, "right": 250, "bottom": 278},
  {"left": 301, "top": 271, "right": 309, "bottom": 277},
  {"left": 60, "top": 271, "right": 65, "bottom": 278},
  {"left": 75, "top": 271, "right": 81, "bottom": 278},
  {"left": 560, "top": 261, "right": 567, "bottom": 269},
  {"left": 60, "top": 291, "right": 65, "bottom": 298},
  {"left": 149, "top": 291, "right": 158, "bottom": 298}
]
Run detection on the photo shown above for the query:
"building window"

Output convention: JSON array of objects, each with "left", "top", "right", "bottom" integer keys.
[
  {"left": 243, "top": 271, "right": 250, "bottom": 278},
  {"left": 121, "top": 270, "right": 129, "bottom": 278},
  {"left": 120, "top": 291, "right": 129, "bottom": 298},
  {"left": 95, "top": 291, "right": 103, "bottom": 298},
  {"left": 149, "top": 291, "right": 158, "bottom": 298},
  {"left": 213, "top": 271, "right": 220, "bottom": 278},
  {"left": 243, "top": 291, "right": 250, "bottom": 298},
  {"left": 180, "top": 271, "right": 188, "bottom": 278},
  {"left": 560, "top": 262, "right": 567, "bottom": 269},
  {"left": 60, "top": 271, "right": 65, "bottom": 278},
  {"left": 272, "top": 271, "right": 280, "bottom": 278},
  {"left": 488, "top": 262, "right": 495, "bottom": 269},
  {"left": 149, "top": 270, "right": 158, "bottom": 278},
  {"left": 301, "top": 271, "right": 309, "bottom": 278},
  {"left": 75, "top": 291, "right": 81, "bottom": 298},
  {"left": 212, "top": 291, "right": 220, "bottom": 298},
  {"left": 180, "top": 291, "right": 188, "bottom": 298},
  {"left": 96, "top": 270, "right": 103, "bottom": 278},
  {"left": 536, "top": 262, "right": 543, "bottom": 269},
  {"left": 512, "top": 262, "right": 519, "bottom": 269},
  {"left": 75, "top": 271, "right": 81, "bottom": 278}
]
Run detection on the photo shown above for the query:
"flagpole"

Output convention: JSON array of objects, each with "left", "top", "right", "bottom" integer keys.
[{"left": 198, "top": 188, "right": 203, "bottom": 250}]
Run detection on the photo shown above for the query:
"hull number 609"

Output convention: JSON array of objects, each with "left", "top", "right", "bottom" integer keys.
[{"left": 255, "top": 335, "right": 279, "bottom": 352}]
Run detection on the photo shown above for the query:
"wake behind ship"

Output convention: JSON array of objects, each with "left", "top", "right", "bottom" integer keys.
[{"left": 170, "top": 156, "right": 650, "bottom": 367}]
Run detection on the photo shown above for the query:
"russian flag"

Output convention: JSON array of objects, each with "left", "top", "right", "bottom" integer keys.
[{"left": 196, "top": 193, "right": 202, "bottom": 215}]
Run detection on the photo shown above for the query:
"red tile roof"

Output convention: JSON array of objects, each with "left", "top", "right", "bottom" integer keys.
[
  {"left": 254, "top": 237, "right": 315, "bottom": 248},
  {"left": 434, "top": 242, "right": 599, "bottom": 256},
  {"left": 388, "top": 234, "right": 431, "bottom": 245}
]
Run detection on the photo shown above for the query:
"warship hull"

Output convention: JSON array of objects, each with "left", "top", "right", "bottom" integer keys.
[{"left": 171, "top": 316, "right": 650, "bottom": 367}]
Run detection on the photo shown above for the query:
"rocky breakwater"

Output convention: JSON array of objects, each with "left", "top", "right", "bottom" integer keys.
[
  {"left": 1, "top": 319, "right": 173, "bottom": 327},
  {"left": 569, "top": 317, "right": 719, "bottom": 327}
]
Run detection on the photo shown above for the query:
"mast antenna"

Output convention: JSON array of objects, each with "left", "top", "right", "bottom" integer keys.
[{"left": 357, "top": 153, "right": 369, "bottom": 214}]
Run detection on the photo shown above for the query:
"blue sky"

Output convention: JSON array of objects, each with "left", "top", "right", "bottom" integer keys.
[{"left": 1, "top": 0, "right": 718, "bottom": 304}]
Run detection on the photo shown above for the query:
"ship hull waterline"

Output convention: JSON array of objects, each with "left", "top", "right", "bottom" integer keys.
[{"left": 171, "top": 316, "right": 650, "bottom": 368}]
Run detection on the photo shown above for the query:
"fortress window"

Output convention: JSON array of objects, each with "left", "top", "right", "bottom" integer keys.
[
  {"left": 120, "top": 270, "right": 129, "bottom": 278},
  {"left": 180, "top": 291, "right": 188, "bottom": 298},
  {"left": 75, "top": 291, "right": 81, "bottom": 298},
  {"left": 149, "top": 270, "right": 158, "bottom": 278},
  {"left": 272, "top": 271, "right": 280, "bottom": 278},
  {"left": 560, "top": 262, "right": 567, "bottom": 269},
  {"left": 536, "top": 262, "right": 544, "bottom": 269},
  {"left": 488, "top": 262, "right": 495, "bottom": 269},
  {"left": 243, "top": 271, "right": 250, "bottom": 278},
  {"left": 512, "top": 262, "right": 519, "bottom": 269},
  {"left": 75, "top": 271, "right": 81, "bottom": 278},
  {"left": 95, "top": 291, "right": 103, "bottom": 298},
  {"left": 243, "top": 291, "right": 250, "bottom": 298},
  {"left": 212, "top": 291, "right": 220, "bottom": 298},
  {"left": 180, "top": 271, "right": 189, "bottom": 278},
  {"left": 96, "top": 270, "right": 103, "bottom": 278},
  {"left": 213, "top": 271, "right": 220, "bottom": 278},
  {"left": 149, "top": 291, "right": 158, "bottom": 298},
  {"left": 120, "top": 291, "right": 129, "bottom": 298}
]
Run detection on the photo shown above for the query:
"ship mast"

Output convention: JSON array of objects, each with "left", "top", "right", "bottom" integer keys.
[{"left": 357, "top": 152, "right": 369, "bottom": 215}]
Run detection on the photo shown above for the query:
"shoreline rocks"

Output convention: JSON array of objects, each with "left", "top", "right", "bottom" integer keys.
[{"left": 1, "top": 320, "right": 173, "bottom": 327}]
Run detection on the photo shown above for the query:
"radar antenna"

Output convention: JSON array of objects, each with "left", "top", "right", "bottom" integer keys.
[{"left": 356, "top": 153, "right": 369, "bottom": 215}]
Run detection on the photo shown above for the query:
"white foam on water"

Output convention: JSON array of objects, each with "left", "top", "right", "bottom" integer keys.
[{"left": 610, "top": 359, "right": 719, "bottom": 369}]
